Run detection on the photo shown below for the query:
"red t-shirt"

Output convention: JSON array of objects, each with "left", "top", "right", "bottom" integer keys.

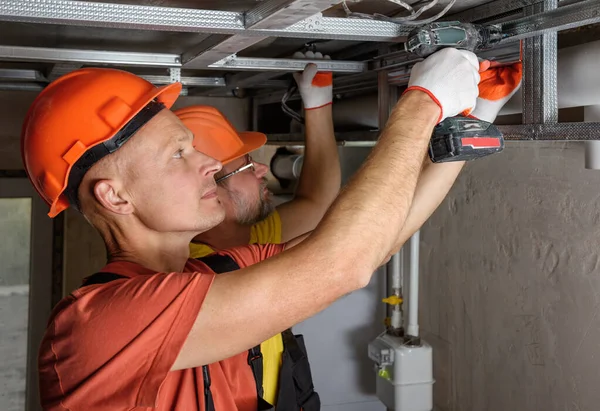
[{"left": 38, "top": 243, "right": 285, "bottom": 410}]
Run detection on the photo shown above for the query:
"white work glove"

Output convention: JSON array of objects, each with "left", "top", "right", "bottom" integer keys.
[
  {"left": 292, "top": 51, "right": 333, "bottom": 110},
  {"left": 470, "top": 62, "right": 523, "bottom": 123},
  {"left": 406, "top": 48, "right": 481, "bottom": 123}
]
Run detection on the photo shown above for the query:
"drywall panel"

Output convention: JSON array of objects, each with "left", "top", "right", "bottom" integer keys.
[{"left": 420, "top": 141, "right": 600, "bottom": 411}]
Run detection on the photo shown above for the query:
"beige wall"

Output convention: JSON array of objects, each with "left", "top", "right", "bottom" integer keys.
[{"left": 421, "top": 141, "right": 600, "bottom": 411}]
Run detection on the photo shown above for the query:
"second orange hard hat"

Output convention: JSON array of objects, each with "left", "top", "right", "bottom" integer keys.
[{"left": 175, "top": 105, "right": 267, "bottom": 165}]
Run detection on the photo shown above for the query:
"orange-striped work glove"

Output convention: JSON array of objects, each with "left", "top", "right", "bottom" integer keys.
[
  {"left": 292, "top": 51, "right": 333, "bottom": 110},
  {"left": 406, "top": 48, "right": 481, "bottom": 124},
  {"left": 470, "top": 62, "right": 523, "bottom": 123}
]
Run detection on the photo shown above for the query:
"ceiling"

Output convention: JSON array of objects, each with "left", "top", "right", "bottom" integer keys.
[{"left": 0, "top": 0, "right": 594, "bottom": 97}]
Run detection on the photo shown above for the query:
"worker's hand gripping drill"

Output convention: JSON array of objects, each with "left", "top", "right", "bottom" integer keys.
[
  {"left": 470, "top": 62, "right": 523, "bottom": 123},
  {"left": 406, "top": 21, "right": 512, "bottom": 162},
  {"left": 425, "top": 60, "right": 523, "bottom": 162},
  {"left": 406, "top": 48, "right": 481, "bottom": 123}
]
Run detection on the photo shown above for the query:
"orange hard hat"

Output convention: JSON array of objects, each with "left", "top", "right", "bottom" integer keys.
[
  {"left": 174, "top": 105, "right": 266, "bottom": 165},
  {"left": 21, "top": 68, "right": 181, "bottom": 218}
]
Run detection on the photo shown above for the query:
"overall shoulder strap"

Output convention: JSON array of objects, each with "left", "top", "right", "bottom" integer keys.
[
  {"left": 198, "top": 253, "right": 240, "bottom": 273},
  {"left": 202, "top": 365, "right": 216, "bottom": 411},
  {"left": 248, "top": 345, "right": 264, "bottom": 398},
  {"left": 279, "top": 330, "right": 321, "bottom": 411},
  {"left": 80, "top": 272, "right": 127, "bottom": 288},
  {"left": 199, "top": 254, "right": 268, "bottom": 409}
]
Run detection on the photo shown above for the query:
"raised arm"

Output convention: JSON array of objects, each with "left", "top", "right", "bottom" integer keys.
[
  {"left": 172, "top": 49, "right": 481, "bottom": 370},
  {"left": 277, "top": 64, "right": 341, "bottom": 242},
  {"left": 391, "top": 61, "right": 523, "bottom": 251}
]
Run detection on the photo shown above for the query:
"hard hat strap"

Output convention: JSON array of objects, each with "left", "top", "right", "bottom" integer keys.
[{"left": 63, "top": 100, "right": 166, "bottom": 210}]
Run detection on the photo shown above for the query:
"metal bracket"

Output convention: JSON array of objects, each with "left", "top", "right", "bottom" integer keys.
[
  {"left": 522, "top": 0, "right": 558, "bottom": 125},
  {"left": 301, "top": 13, "right": 324, "bottom": 32},
  {"left": 209, "top": 56, "right": 366, "bottom": 73},
  {"left": 169, "top": 68, "right": 181, "bottom": 83}
]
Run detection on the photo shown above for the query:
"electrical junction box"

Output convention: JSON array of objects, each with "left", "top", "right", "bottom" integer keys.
[{"left": 368, "top": 333, "right": 434, "bottom": 411}]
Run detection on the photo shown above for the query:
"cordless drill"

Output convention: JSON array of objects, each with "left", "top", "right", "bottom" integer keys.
[{"left": 405, "top": 22, "right": 505, "bottom": 163}]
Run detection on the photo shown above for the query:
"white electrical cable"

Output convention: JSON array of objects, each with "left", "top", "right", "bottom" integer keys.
[{"left": 342, "top": 0, "right": 457, "bottom": 26}]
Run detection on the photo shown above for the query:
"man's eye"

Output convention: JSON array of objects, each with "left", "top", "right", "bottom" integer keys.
[{"left": 173, "top": 149, "right": 184, "bottom": 159}]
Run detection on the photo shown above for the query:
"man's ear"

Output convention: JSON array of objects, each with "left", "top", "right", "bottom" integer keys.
[{"left": 93, "top": 180, "right": 134, "bottom": 215}]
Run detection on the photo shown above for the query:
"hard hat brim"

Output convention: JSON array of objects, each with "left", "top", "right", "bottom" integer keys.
[{"left": 220, "top": 131, "right": 268, "bottom": 165}]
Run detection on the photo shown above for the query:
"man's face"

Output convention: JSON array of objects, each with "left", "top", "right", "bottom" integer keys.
[
  {"left": 119, "top": 110, "right": 226, "bottom": 233},
  {"left": 215, "top": 154, "right": 275, "bottom": 225}
]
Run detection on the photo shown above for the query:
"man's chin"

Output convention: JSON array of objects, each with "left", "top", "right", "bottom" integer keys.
[{"left": 200, "top": 201, "right": 226, "bottom": 228}]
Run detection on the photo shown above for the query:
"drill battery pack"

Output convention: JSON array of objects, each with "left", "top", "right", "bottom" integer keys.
[{"left": 429, "top": 116, "right": 504, "bottom": 163}]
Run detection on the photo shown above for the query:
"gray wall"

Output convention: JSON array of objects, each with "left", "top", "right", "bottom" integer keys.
[
  {"left": 294, "top": 147, "right": 386, "bottom": 411},
  {"left": 421, "top": 141, "right": 600, "bottom": 411}
]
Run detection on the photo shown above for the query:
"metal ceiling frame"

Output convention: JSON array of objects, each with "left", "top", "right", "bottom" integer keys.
[
  {"left": 0, "top": 0, "right": 408, "bottom": 42},
  {"left": 0, "top": 0, "right": 599, "bottom": 141},
  {"left": 0, "top": 68, "right": 226, "bottom": 88},
  {"left": 182, "top": 0, "right": 341, "bottom": 69},
  {"left": 0, "top": 0, "right": 597, "bottom": 70},
  {"left": 208, "top": 55, "right": 366, "bottom": 72}
]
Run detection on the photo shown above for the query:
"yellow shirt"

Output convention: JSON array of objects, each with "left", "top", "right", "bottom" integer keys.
[{"left": 189, "top": 211, "right": 283, "bottom": 406}]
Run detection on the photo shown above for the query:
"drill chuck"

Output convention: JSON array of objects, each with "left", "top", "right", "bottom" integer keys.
[{"left": 405, "top": 21, "right": 503, "bottom": 57}]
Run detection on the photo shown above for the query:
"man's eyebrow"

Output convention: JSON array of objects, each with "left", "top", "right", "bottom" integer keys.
[
  {"left": 176, "top": 132, "right": 193, "bottom": 143},
  {"left": 167, "top": 131, "right": 193, "bottom": 147}
]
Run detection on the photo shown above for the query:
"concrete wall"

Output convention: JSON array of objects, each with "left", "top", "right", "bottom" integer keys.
[{"left": 420, "top": 141, "right": 600, "bottom": 411}]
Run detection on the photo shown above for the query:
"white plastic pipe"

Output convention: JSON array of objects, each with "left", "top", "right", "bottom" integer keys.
[
  {"left": 501, "top": 40, "right": 600, "bottom": 115},
  {"left": 584, "top": 106, "right": 600, "bottom": 170},
  {"left": 407, "top": 231, "right": 420, "bottom": 337},
  {"left": 388, "top": 251, "right": 403, "bottom": 329},
  {"left": 391, "top": 251, "right": 402, "bottom": 290}
]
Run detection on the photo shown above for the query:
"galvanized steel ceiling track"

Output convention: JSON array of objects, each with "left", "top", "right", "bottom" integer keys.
[
  {"left": 521, "top": 0, "right": 559, "bottom": 126},
  {"left": 183, "top": 0, "right": 349, "bottom": 68},
  {"left": 499, "top": 0, "right": 600, "bottom": 43},
  {"left": 267, "top": 123, "right": 600, "bottom": 144},
  {"left": 0, "top": 0, "right": 409, "bottom": 42}
]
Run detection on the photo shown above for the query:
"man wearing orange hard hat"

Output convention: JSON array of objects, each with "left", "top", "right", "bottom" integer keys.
[
  {"left": 21, "top": 48, "right": 520, "bottom": 411},
  {"left": 173, "top": 63, "right": 339, "bottom": 408},
  {"left": 177, "top": 62, "right": 339, "bottom": 258}
]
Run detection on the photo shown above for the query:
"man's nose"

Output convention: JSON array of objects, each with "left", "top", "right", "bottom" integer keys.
[{"left": 254, "top": 161, "right": 269, "bottom": 178}]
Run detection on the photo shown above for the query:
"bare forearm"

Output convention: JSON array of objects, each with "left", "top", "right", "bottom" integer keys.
[
  {"left": 297, "top": 105, "right": 340, "bottom": 202},
  {"left": 312, "top": 91, "right": 440, "bottom": 272},
  {"left": 277, "top": 105, "right": 341, "bottom": 241},
  {"left": 391, "top": 159, "right": 465, "bottom": 253}
]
